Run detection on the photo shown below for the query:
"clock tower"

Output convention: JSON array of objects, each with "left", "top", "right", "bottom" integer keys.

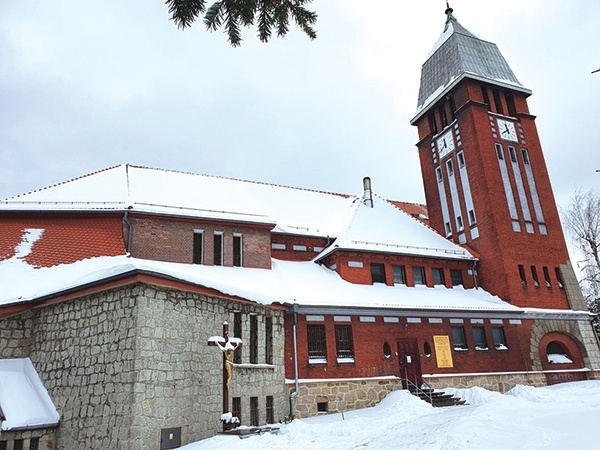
[{"left": 411, "top": 6, "right": 585, "bottom": 311}]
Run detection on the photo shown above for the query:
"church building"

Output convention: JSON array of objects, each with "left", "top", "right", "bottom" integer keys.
[{"left": 1, "top": 6, "right": 599, "bottom": 450}]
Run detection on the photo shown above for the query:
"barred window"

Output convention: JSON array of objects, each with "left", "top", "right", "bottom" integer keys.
[
  {"left": 250, "top": 397, "right": 259, "bottom": 426},
  {"left": 307, "top": 324, "right": 327, "bottom": 362},
  {"left": 334, "top": 325, "right": 354, "bottom": 362},
  {"left": 266, "top": 396, "right": 274, "bottom": 424}
]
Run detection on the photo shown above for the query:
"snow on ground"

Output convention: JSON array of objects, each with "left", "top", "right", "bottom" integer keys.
[{"left": 182, "top": 381, "right": 600, "bottom": 450}]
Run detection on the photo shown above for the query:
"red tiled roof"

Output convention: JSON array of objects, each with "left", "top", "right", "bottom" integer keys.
[
  {"left": 0, "top": 215, "right": 126, "bottom": 267},
  {"left": 389, "top": 201, "right": 429, "bottom": 223}
]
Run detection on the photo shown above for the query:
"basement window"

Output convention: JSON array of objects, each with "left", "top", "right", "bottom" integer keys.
[{"left": 317, "top": 402, "right": 328, "bottom": 413}]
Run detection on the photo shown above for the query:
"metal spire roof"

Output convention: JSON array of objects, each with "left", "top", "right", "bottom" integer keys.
[{"left": 411, "top": 6, "right": 531, "bottom": 124}]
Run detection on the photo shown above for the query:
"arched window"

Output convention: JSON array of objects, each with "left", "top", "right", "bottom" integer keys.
[
  {"left": 383, "top": 342, "right": 392, "bottom": 359},
  {"left": 423, "top": 342, "right": 432, "bottom": 358},
  {"left": 546, "top": 341, "right": 573, "bottom": 364}
]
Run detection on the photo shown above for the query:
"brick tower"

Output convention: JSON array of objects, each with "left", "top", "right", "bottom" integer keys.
[{"left": 410, "top": 6, "right": 585, "bottom": 310}]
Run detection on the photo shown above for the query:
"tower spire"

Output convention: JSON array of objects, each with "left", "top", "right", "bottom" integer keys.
[{"left": 445, "top": 1, "right": 455, "bottom": 23}]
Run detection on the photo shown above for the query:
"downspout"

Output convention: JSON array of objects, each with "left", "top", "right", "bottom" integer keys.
[
  {"left": 472, "top": 260, "right": 479, "bottom": 289},
  {"left": 123, "top": 209, "right": 133, "bottom": 257},
  {"left": 289, "top": 304, "right": 300, "bottom": 417}
]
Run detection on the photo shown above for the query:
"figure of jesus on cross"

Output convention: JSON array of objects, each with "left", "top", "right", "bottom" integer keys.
[{"left": 208, "top": 322, "right": 243, "bottom": 420}]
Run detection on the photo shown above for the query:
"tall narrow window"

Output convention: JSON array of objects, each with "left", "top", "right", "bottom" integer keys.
[
  {"left": 481, "top": 85, "right": 490, "bottom": 109},
  {"left": 521, "top": 148, "right": 530, "bottom": 165},
  {"left": 450, "top": 269, "right": 463, "bottom": 287},
  {"left": 392, "top": 265, "right": 406, "bottom": 285},
  {"left": 193, "top": 230, "right": 204, "bottom": 264},
  {"left": 456, "top": 215, "right": 464, "bottom": 231},
  {"left": 492, "top": 89, "right": 504, "bottom": 115},
  {"left": 213, "top": 232, "right": 223, "bottom": 266},
  {"left": 505, "top": 93, "right": 517, "bottom": 117},
  {"left": 518, "top": 264, "right": 527, "bottom": 285},
  {"left": 543, "top": 266, "right": 552, "bottom": 287},
  {"left": 265, "top": 316, "right": 273, "bottom": 364},
  {"left": 232, "top": 397, "right": 242, "bottom": 423},
  {"left": 307, "top": 324, "right": 327, "bottom": 363},
  {"left": 451, "top": 326, "right": 467, "bottom": 350},
  {"left": 250, "top": 314, "right": 258, "bottom": 364},
  {"left": 472, "top": 327, "right": 488, "bottom": 350},
  {"left": 370, "top": 263, "right": 386, "bottom": 284},
  {"left": 496, "top": 143, "right": 504, "bottom": 160},
  {"left": 429, "top": 112, "right": 438, "bottom": 135},
  {"left": 432, "top": 268, "right": 445, "bottom": 286},
  {"left": 436, "top": 167, "right": 443, "bottom": 183},
  {"left": 439, "top": 104, "right": 448, "bottom": 127},
  {"left": 233, "top": 234, "right": 242, "bottom": 267},
  {"left": 468, "top": 209, "right": 476, "bottom": 225},
  {"left": 448, "top": 93, "right": 457, "bottom": 120},
  {"left": 508, "top": 146, "right": 517, "bottom": 163},
  {"left": 412, "top": 267, "right": 426, "bottom": 285},
  {"left": 335, "top": 325, "right": 355, "bottom": 362},
  {"left": 250, "top": 397, "right": 259, "bottom": 426},
  {"left": 234, "top": 312, "right": 242, "bottom": 364},
  {"left": 492, "top": 327, "right": 508, "bottom": 350},
  {"left": 555, "top": 267, "right": 564, "bottom": 288},
  {"left": 445, "top": 221, "right": 452, "bottom": 236},
  {"left": 266, "top": 396, "right": 274, "bottom": 424},
  {"left": 457, "top": 151, "right": 465, "bottom": 168},
  {"left": 446, "top": 160, "right": 454, "bottom": 176},
  {"left": 531, "top": 266, "right": 540, "bottom": 287}
]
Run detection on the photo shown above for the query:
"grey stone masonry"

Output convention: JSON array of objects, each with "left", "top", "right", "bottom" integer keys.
[{"left": 0, "top": 282, "right": 287, "bottom": 449}]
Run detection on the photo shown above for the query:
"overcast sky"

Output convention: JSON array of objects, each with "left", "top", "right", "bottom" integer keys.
[{"left": 1, "top": 0, "right": 599, "bottom": 212}]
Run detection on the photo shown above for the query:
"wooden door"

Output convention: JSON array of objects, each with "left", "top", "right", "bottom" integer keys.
[{"left": 397, "top": 339, "right": 422, "bottom": 389}]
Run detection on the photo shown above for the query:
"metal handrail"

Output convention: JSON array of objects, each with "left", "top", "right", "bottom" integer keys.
[{"left": 403, "top": 369, "right": 433, "bottom": 405}]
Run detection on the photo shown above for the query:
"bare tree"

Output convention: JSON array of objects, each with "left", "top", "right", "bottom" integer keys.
[{"left": 563, "top": 188, "right": 600, "bottom": 313}]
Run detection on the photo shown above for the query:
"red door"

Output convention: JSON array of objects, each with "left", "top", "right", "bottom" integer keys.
[{"left": 397, "top": 339, "right": 422, "bottom": 389}]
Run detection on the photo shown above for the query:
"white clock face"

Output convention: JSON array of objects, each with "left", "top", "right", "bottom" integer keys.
[
  {"left": 497, "top": 118, "right": 518, "bottom": 142},
  {"left": 437, "top": 131, "right": 455, "bottom": 159}
]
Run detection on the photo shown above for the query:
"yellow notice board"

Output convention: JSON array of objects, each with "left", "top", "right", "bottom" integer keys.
[{"left": 433, "top": 335, "right": 454, "bottom": 368}]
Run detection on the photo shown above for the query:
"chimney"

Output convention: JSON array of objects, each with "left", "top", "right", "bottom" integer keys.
[{"left": 363, "top": 177, "right": 373, "bottom": 208}]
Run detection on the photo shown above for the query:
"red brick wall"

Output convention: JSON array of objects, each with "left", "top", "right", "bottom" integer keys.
[
  {"left": 285, "top": 314, "right": 534, "bottom": 379},
  {"left": 271, "top": 234, "right": 330, "bottom": 261},
  {"left": 129, "top": 215, "right": 271, "bottom": 269},
  {"left": 413, "top": 78, "right": 571, "bottom": 309}
]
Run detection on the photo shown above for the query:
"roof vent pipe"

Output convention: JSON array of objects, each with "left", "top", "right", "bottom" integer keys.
[{"left": 363, "top": 177, "right": 373, "bottom": 208}]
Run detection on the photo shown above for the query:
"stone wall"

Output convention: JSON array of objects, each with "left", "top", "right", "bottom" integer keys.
[
  {"left": 0, "top": 282, "right": 287, "bottom": 449},
  {"left": 424, "top": 372, "right": 548, "bottom": 392},
  {"left": 291, "top": 378, "right": 404, "bottom": 418}
]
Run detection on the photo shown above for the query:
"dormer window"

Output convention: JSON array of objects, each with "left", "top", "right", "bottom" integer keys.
[{"left": 371, "top": 263, "right": 386, "bottom": 284}]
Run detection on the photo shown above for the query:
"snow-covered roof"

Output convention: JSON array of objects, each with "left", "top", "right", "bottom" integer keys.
[
  {"left": 317, "top": 193, "right": 474, "bottom": 261},
  {"left": 1, "top": 250, "right": 582, "bottom": 318},
  {"left": 411, "top": 13, "right": 531, "bottom": 124},
  {"left": 0, "top": 164, "right": 353, "bottom": 237},
  {"left": 0, "top": 358, "right": 60, "bottom": 431}
]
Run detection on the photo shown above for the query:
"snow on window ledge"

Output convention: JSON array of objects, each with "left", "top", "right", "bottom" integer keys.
[
  {"left": 454, "top": 347, "right": 468, "bottom": 352},
  {"left": 309, "top": 358, "right": 327, "bottom": 365},
  {"left": 475, "top": 346, "right": 489, "bottom": 351},
  {"left": 547, "top": 354, "right": 573, "bottom": 364},
  {"left": 337, "top": 357, "right": 355, "bottom": 364},
  {"left": 495, "top": 344, "right": 509, "bottom": 351}
]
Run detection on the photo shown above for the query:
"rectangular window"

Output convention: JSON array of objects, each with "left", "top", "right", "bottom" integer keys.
[
  {"left": 468, "top": 209, "right": 476, "bottom": 226},
  {"left": 232, "top": 397, "right": 242, "bottom": 423},
  {"left": 193, "top": 230, "right": 204, "bottom": 264},
  {"left": 450, "top": 269, "right": 463, "bottom": 287},
  {"left": 518, "top": 264, "right": 527, "bottom": 285},
  {"left": 412, "top": 266, "right": 426, "bottom": 285},
  {"left": 213, "top": 232, "right": 223, "bottom": 266},
  {"left": 472, "top": 327, "right": 488, "bottom": 350},
  {"left": 265, "top": 316, "right": 273, "bottom": 364},
  {"left": 481, "top": 85, "right": 491, "bottom": 110},
  {"left": 446, "top": 160, "right": 454, "bottom": 176},
  {"left": 457, "top": 151, "right": 465, "bottom": 168},
  {"left": 525, "top": 221, "right": 535, "bottom": 234},
  {"left": 432, "top": 268, "right": 445, "bottom": 286},
  {"left": 335, "top": 325, "right": 355, "bottom": 362},
  {"left": 234, "top": 312, "right": 242, "bottom": 364},
  {"left": 250, "top": 397, "right": 259, "bottom": 426},
  {"left": 250, "top": 314, "right": 258, "bottom": 364},
  {"left": 29, "top": 439, "right": 40, "bottom": 450},
  {"left": 508, "top": 146, "right": 517, "bottom": 163},
  {"left": 445, "top": 221, "right": 452, "bottom": 236},
  {"left": 521, "top": 148, "right": 530, "bottom": 165},
  {"left": 233, "top": 234, "right": 242, "bottom": 267},
  {"left": 436, "top": 167, "right": 443, "bottom": 183},
  {"left": 531, "top": 266, "right": 540, "bottom": 287},
  {"left": 307, "top": 324, "right": 327, "bottom": 362},
  {"left": 266, "top": 396, "right": 274, "bottom": 424},
  {"left": 505, "top": 93, "right": 517, "bottom": 117},
  {"left": 451, "top": 326, "right": 468, "bottom": 350},
  {"left": 456, "top": 215, "right": 464, "bottom": 231},
  {"left": 543, "top": 266, "right": 552, "bottom": 287},
  {"left": 492, "top": 327, "right": 508, "bottom": 350},
  {"left": 12, "top": 441, "right": 23, "bottom": 450},
  {"left": 448, "top": 93, "right": 457, "bottom": 120},
  {"left": 555, "top": 267, "right": 564, "bottom": 288},
  {"left": 392, "top": 265, "right": 406, "bottom": 285},
  {"left": 370, "top": 263, "right": 386, "bottom": 284},
  {"left": 496, "top": 143, "right": 504, "bottom": 160}
]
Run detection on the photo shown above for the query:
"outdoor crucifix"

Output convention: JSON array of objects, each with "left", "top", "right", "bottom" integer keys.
[{"left": 208, "top": 322, "right": 243, "bottom": 422}]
